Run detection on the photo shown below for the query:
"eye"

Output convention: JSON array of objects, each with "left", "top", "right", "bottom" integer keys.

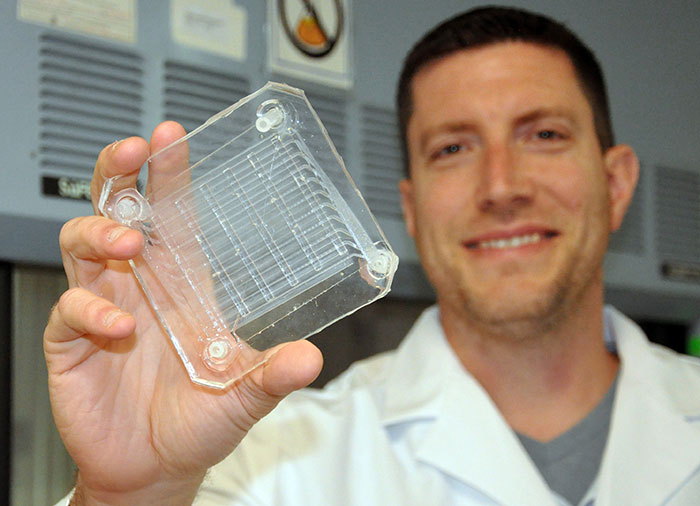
[
  {"left": 536, "top": 129, "right": 562, "bottom": 140},
  {"left": 441, "top": 144, "right": 463, "bottom": 155},
  {"left": 430, "top": 143, "right": 464, "bottom": 160},
  {"left": 517, "top": 119, "right": 573, "bottom": 151}
]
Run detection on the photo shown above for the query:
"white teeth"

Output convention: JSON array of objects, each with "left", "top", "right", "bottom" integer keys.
[{"left": 478, "top": 233, "right": 542, "bottom": 250}]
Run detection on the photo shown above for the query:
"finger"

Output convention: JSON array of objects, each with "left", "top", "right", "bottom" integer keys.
[
  {"left": 146, "top": 121, "right": 189, "bottom": 202},
  {"left": 45, "top": 288, "right": 135, "bottom": 375},
  {"left": 51, "top": 287, "right": 136, "bottom": 341},
  {"left": 91, "top": 136, "right": 150, "bottom": 214},
  {"left": 61, "top": 216, "right": 144, "bottom": 262},
  {"left": 60, "top": 216, "right": 143, "bottom": 286}
]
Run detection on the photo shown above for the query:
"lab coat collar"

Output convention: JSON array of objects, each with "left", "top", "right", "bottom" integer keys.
[
  {"left": 596, "top": 306, "right": 700, "bottom": 506},
  {"left": 381, "top": 306, "right": 558, "bottom": 505},
  {"left": 380, "top": 306, "right": 454, "bottom": 425}
]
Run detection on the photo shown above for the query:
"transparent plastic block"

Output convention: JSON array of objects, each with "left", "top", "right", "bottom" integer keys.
[{"left": 98, "top": 82, "right": 398, "bottom": 389}]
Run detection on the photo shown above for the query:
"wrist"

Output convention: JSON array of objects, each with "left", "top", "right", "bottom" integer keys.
[{"left": 70, "top": 471, "right": 205, "bottom": 506}]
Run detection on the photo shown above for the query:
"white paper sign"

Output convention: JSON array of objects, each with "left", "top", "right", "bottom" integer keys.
[
  {"left": 17, "top": 0, "right": 136, "bottom": 44},
  {"left": 170, "top": 0, "right": 247, "bottom": 61},
  {"left": 268, "top": 0, "right": 352, "bottom": 89}
]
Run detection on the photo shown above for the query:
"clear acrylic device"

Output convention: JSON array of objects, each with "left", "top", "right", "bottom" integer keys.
[{"left": 98, "top": 82, "right": 398, "bottom": 389}]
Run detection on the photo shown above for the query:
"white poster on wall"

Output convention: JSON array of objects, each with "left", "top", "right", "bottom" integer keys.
[
  {"left": 268, "top": 0, "right": 352, "bottom": 89},
  {"left": 170, "top": 0, "right": 247, "bottom": 61},
  {"left": 17, "top": 0, "right": 136, "bottom": 44}
]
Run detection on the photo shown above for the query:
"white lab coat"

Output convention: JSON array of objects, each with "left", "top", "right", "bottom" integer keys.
[
  {"left": 56, "top": 306, "right": 700, "bottom": 505},
  {"left": 594, "top": 306, "right": 700, "bottom": 505},
  {"left": 197, "top": 305, "right": 700, "bottom": 505}
]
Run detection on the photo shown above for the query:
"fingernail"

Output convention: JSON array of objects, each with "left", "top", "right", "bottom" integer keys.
[
  {"left": 107, "top": 226, "right": 130, "bottom": 243},
  {"left": 104, "top": 310, "right": 124, "bottom": 328},
  {"left": 110, "top": 139, "right": 123, "bottom": 152}
]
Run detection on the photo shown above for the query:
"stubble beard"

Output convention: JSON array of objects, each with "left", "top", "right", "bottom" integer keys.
[
  {"left": 454, "top": 269, "right": 571, "bottom": 339},
  {"left": 434, "top": 239, "right": 606, "bottom": 341},
  {"left": 415, "top": 195, "right": 610, "bottom": 340}
]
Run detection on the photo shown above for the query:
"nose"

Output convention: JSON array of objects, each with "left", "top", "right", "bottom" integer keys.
[{"left": 475, "top": 142, "right": 534, "bottom": 216}]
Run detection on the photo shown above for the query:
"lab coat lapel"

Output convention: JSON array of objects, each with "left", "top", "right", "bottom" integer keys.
[
  {"left": 596, "top": 308, "right": 700, "bottom": 506},
  {"left": 382, "top": 307, "right": 558, "bottom": 506},
  {"left": 380, "top": 306, "right": 454, "bottom": 425},
  {"left": 414, "top": 372, "right": 559, "bottom": 506}
]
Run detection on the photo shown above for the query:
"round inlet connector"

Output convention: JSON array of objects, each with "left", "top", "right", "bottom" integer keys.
[
  {"left": 111, "top": 188, "right": 150, "bottom": 226},
  {"left": 255, "top": 100, "right": 286, "bottom": 133},
  {"left": 204, "top": 338, "right": 233, "bottom": 371},
  {"left": 116, "top": 195, "right": 139, "bottom": 221},
  {"left": 367, "top": 248, "right": 394, "bottom": 280}
]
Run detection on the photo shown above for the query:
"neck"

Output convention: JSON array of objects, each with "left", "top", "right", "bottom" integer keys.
[{"left": 440, "top": 281, "right": 619, "bottom": 442}]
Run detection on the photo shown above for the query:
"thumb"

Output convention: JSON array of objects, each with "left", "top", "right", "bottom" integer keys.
[
  {"left": 262, "top": 340, "right": 324, "bottom": 396},
  {"left": 232, "top": 340, "right": 323, "bottom": 424}
]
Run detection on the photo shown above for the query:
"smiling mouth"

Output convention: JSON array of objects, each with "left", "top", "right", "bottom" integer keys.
[{"left": 464, "top": 231, "right": 559, "bottom": 250}]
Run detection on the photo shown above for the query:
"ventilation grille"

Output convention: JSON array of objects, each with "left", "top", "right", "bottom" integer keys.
[
  {"left": 304, "top": 90, "right": 347, "bottom": 158},
  {"left": 163, "top": 61, "right": 249, "bottom": 133},
  {"left": 38, "top": 33, "right": 143, "bottom": 174},
  {"left": 609, "top": 167, "right": 645, "bottom": 255},
  {"left": 654, "top": 166, "right": 700, "bottom": 263},
  {"left": 360, "top": 105, "right": 403, "bottom": 219}
]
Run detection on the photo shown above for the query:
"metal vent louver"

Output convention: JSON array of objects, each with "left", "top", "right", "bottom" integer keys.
[
  {"left": 609, "top": 166, "right": 645, "bottom": 255},
  {"left": 283, "top": 89, "right": 349, "bottom": 192},
  {"left": 360, "top": 105, "right": 403, "bottom": 219},
  {"left": 303, "top": 90, "right": 347, "bottom": 158},
  {"left": 654, "top": 166, "right": 700, "bottom": 263},
  {"left": 39, "top": 33, "right": 143, "bottom": 173},
  {"left": 163, "top": 61, "right": 249, "bottom": 133}
]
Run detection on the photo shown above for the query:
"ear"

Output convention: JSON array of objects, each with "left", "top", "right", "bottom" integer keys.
[
  {"left": 604, "top": 144, "right": 640, "bottom": 232},
  {"left": 399, "top": 178, "right": 416, "bottom": 238}
]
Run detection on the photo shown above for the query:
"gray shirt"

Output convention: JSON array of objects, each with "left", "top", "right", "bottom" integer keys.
[{"left": 517, "top": 375, "right": 618, "bottom": 506}]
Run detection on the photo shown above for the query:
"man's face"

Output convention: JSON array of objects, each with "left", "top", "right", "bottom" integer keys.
[{"left": 400, "top": 42, "right": 636, "bottom": 331}]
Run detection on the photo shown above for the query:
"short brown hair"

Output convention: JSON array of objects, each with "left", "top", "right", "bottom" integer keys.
[{"left": 396, "top": 6, "right": 614, "bottom": 175}]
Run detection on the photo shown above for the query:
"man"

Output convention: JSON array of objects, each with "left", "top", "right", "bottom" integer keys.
[{"left": 48, "top": 6, "right": 700, "bottom": 506}]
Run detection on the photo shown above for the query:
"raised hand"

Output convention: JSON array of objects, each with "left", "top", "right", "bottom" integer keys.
[{"left": 45, "top": 121, "right": 323, "bottom": 505}]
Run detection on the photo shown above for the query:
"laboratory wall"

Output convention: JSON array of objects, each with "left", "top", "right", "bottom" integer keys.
[
  {"left": 1, "top": 1, "right": 699, "bottom": 504},
  {"left": 0, "top": 0, "right": 699, "bottom": 317}
]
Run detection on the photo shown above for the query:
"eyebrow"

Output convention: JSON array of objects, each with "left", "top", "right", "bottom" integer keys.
[{"left": 514, "top": 107, "right": 579, "bottom": 129}]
